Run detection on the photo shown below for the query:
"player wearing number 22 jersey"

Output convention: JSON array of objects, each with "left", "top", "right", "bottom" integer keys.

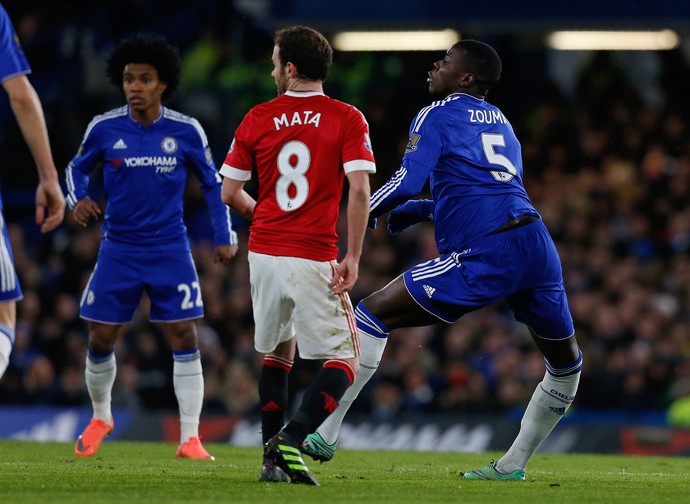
[
  {"left": 66, "top": 34, "right": 238, "bottom": 461},
  {"left": 66, "top": 104, "right": 237, "bottom": 324}
]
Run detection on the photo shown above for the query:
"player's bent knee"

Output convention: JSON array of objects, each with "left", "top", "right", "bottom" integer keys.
[
  {"left": 531, "top": 330, "right": 581, "bottom": 368},
  {"left": 323, "top": 359, "right": 358, "bottom": 385}
]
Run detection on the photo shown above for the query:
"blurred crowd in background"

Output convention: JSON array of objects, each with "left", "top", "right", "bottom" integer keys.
[{"left": 2, "top": 1, "right": 690, "bottom": 424}]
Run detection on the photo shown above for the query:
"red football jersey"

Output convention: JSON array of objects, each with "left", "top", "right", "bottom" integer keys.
[{"left": 221, "top": 91, "right": 376, "bottom": 261}]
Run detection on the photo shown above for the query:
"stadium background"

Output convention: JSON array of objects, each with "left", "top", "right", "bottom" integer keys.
[{"left": 2, "top": 0, "right": 690, "bottom": 456}]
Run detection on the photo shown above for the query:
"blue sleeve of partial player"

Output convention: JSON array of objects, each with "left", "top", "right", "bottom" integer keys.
[
  {"left": 187, "top": 128, "right": 237, "bottom": 246},
  {"left": 0, "top": 6, "right": 31, "bottom": 82},
  {"left": 369, "top": 158, "right": 431, "bottom": 218},
  {"left": 201, "top": 179, "right": 238, "bottom": 246},
  {"left": 64, "top": 120, "right": 105, "bottom": 209}
]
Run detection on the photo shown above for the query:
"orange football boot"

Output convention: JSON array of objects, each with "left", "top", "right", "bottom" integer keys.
[
  {"left": 176, "top": 436, "right": 215, "bottom": 460},
  {"left": 75, "top": 418, "right": 114, "bottom": 457}
]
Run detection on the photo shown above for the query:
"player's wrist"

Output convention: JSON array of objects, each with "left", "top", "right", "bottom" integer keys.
[{"left": 418, "top": 200, "right": 434, "bottom": 221}]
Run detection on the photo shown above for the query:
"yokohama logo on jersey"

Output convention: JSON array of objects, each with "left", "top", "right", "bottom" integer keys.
[{"left": 112, "top": 156, "right": 177, "bottom": 169}]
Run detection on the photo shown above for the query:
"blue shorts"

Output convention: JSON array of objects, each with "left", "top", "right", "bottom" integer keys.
[
  {"left": 80, "top": 246, "right": 203, "bottom": 324},
  {"left": 404, "top": 219, "right": 574, "bottom": 340},
  {"left": 0, "top": 211, "right": 23, "bottom": 302}
]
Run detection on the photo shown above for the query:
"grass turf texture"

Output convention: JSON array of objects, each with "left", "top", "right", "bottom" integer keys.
[{"left": 0, "top": 440, "right": 687, "bottom": 503}]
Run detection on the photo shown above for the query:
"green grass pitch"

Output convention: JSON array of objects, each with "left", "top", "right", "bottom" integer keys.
[{"left": 0, "top": 440, "right": 687, "bottom": 503}]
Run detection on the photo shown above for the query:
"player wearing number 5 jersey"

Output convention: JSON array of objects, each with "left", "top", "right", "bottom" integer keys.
[
  {"left": 65, "top": 34, "right": 238, "bottom": 461},
  {"left": 221, "top": 26, "right": 375, "bottom": 485},
  {"left": 303, "top": 40, "right": 582, "bottom": 482}
]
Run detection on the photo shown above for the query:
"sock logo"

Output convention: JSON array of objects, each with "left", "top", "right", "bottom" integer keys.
[
  {"left": 261, "top": 401, "right": 283, "bottom": 412},
  {"left": 549, "top": 388, "right": 575, "bottom": 402},
  {"left": 549, "top": 406, "right": 567, "bottom": 415},
  {"left": 321, "top": 392, "right": 339, "bottom": 413}
]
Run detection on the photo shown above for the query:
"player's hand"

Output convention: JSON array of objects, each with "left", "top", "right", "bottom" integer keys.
[
  {"left": 72, "top": 197, "right": 102, "bottom": 227},
  {"left": 35, "top": 179, "right": 66, "bottom": 233},
  {"left": 330, "top": 255, "right": 359, "bottom": 295},
  {"left": 214, "top": 244, "right": 238, "bottom": 265},
  {"left": 386, "top": 199, "right": 434, "bottom": 235}
]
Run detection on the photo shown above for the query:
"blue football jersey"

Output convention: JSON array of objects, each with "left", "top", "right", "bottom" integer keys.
[
  {"left": 0, "top": 5, "right": 30, "bottom": 85},
  {"left": 371, "top": 92, "right": 538, "bottom": 254},
  {"left": 65, "top": 106, "right": 236, "bottom": 250}
]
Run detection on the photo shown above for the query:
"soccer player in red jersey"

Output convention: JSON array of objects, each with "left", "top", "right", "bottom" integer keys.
[{"left": 220, "top": 26, "right": 375, "bottom": 485}]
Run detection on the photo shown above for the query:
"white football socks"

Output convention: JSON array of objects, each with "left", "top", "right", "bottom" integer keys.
[
  {"left": 85, "top": 352, "right": 116, "bottom": 424},
  {"left": 497, "top": 367, "right": 581, "bottom": 473},
  {"left": 316, "top": 332, "right": 387, "bottom": 445},
  {"left": 0, "top": 324, "right": 14, "bottom": 380},
  {"left": 173, "top": 351, "right": 204, "bottom": 444}
]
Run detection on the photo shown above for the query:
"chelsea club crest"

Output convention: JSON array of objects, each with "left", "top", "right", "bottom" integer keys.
[{"left": 161, "top": 137, "right": 178, "bottom": 154}]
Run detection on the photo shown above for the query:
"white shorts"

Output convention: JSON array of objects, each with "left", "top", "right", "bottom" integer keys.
[{"left": 248, "top": 251, "right": 359, "bottom": 360}]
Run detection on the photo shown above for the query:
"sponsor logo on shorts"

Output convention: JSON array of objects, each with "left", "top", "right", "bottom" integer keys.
[
  {"left": 423, "top": 284, "right": 436, "bottom": 298},
  {"left": 87, "top": 291, "right": 95, "bottom": 305}
]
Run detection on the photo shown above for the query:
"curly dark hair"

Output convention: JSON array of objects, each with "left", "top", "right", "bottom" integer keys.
[
  {"left": 274, "top": 26, "right": 332, "bottom": 82},
  {"left": 105, "top": 33, "right": 181, "bottom": 100}
]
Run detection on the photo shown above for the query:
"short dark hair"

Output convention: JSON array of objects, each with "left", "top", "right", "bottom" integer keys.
[
  {"left": 453, "top": 39, "right": 502, "bottom": 91},
  {"left": 106, "top": 33, "right": 181, "bottom": 100},
  {"left": 274, "top": 26, "right": 333, "bottom": 82}
]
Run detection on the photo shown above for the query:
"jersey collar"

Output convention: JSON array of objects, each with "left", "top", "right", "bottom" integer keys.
[
  {"left": 127, "top": 105, "right": 164, "bottom": 126},
  {"left": 284, "top": 90, "right": 324, "bottom": 98},
  {"left": 447, "top": 92, "right": 485, "bottom": 102}
]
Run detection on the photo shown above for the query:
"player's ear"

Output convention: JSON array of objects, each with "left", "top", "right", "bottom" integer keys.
[
  {"left": 285, "top": 61, "right": 298, "bottom": 78},
  {"left": 459, "top": 72, "right": 475, "bottom": 88}
]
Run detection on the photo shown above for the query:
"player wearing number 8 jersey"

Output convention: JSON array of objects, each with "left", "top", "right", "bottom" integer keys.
[
  {"left": 303, "top": 40, "right": 582, "bottom": 482},
  {"left": 223, "top": 87, "right": 372, "bottom": 261},
  {"left": 66, "top": 34, "right": 238, "bottom": 460},
  {"left": 220, "top": 26, "right": 375, "bottom": 485}
]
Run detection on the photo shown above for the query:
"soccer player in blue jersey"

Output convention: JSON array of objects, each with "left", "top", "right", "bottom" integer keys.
[
  {"left": 0, "top": 4, "right": 65, "bottom": 381},
  {"left": 302, "top": 40, "right": 582, "bottom": 481},
  {"left": 65, "top": 33, "right": 238, "bottom": 460}
]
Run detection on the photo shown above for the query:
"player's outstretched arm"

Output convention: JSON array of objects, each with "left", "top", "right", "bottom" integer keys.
[
  {"left": 386, "top": 199, "right": 435, "bottom": 235},
  {"left": 4, "top": 75, "right": 66, "bottom": 232}
]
